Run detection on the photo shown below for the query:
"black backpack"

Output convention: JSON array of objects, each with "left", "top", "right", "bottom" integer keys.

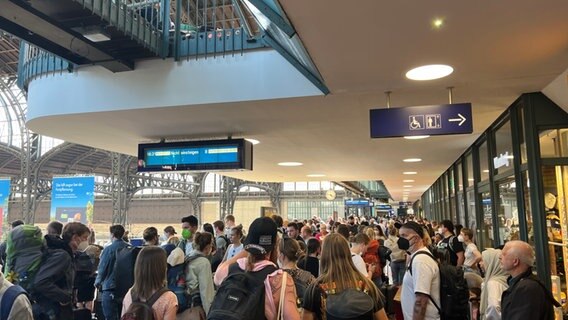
[
  {"left": 207, "top": 263, "right": 277, "bottom": 320},
  {"left": 410, "top": 251, "right": 470, "bottom": 320},
  {"left": 121, "top": 287, "right": 169, "bottom": 320},
  {"left": 114, "top": 246, "right": 143, "bottom": 302},
  {"left": 321, "top": 286, "right": 374, "bottom": 320}
]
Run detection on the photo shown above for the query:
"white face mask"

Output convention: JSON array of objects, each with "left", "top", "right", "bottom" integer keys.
[
  {"left": 457, "top": 235, "right": 465, "bottom": 242},
  {"left": 78, "top": 240, "right": 89, "bottom": 251},
  {"left": 438, "top": 228, "right": 444, "bottom": 235}
]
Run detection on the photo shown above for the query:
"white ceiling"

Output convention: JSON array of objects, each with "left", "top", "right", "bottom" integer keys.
[{"left": 30, "top": 1, "right": 568, "bottom": 202}]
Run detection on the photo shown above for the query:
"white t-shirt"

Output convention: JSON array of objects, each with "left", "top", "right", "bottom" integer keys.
[
  {"left": 463, "top": 242, "right": 480, "bottom": 268},
  {"left": 351, "top": 253, "right": 368, "bottom": 277},
  {"left": 401, "top": 248, "right": 441, "bottom": 320},
  {"left": 225, "top": 243, "right": 243, "bottom": 260}
]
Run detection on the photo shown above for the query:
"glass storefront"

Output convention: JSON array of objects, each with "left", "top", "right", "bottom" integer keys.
[{"left": 421, "top": 93, "right": 568, "bottom": 305}]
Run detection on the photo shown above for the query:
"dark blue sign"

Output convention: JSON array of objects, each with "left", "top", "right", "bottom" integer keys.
[
  {"left": 145, "top": 146, "right": 239, "bottom": 166},
  {"left": 345, "top": 199, "right": 373, "bottom": 207},
  {"left": 376, "top": 204, "right": 392, "bottom": 210},
  {"left": 369, "top": 103, "right": 473, "bottom": 138}
]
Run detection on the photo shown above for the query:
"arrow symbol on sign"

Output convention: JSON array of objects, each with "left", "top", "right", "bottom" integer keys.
[{"left": 448, "top": 113, "right": 467, "bottom": 126}]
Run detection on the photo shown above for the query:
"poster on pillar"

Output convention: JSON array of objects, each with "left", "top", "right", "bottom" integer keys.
[
  {"left": 50, "top": 176, "right": 95, "bottom": 225},
  {"left": 0, "top": 179, "right": 10, "bottom": 237}
]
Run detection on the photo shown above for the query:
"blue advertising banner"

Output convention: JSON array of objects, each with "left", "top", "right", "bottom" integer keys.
[
  {"left": 0, "top": 179, "right": 10, "bottom": 237},
  {"left": 369, "top": 103, "right": 473, "bottom": 138},
  {"left": 50, "top": 176, "right": 95, "bottom": 225}
]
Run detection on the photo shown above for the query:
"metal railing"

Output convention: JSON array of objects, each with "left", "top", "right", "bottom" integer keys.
[
  {"left": 72, "top": 0, "right": 171, "bottom": 57},
  {"left": 17, "top": 42, "right": 72, "bottom": 91}
]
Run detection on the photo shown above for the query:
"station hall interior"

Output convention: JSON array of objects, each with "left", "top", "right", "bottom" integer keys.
[{"left": 1, "top": 0, "right": 568, "bottom": 294}]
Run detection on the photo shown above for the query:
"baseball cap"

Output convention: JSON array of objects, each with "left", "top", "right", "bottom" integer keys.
[
  {"left": 401, "top": 221, "right": 425, "bottom": 237},
  {"left": 244, "top": 217, "right": 277, "bottom": 255}
]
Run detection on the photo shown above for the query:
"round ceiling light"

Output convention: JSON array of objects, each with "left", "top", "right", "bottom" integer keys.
[
  {"left": 404, "top": 135, "right": 430, "bottom": 140},
  {"left": 403, "top": 171, "right": 417, "bottom": 175},
  {"left": 278, "top": 162, "right": 303, "bottom": 167},
  {"left": 403, "top": 158, "right": 422, "bottom": 163},
  {"left": 406, "top": 64, "right": 453, "bottom": 81}
]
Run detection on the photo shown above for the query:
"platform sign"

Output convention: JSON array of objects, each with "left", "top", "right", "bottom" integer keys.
[
  {"left": 370, "top": 103, "right": 473, "bottom": 138},
  {"left": 0, "top": 179, "right": 10, "bottom": 237},
  {"left": 50, "top": 176, "right": 95, "bottom": 225}
]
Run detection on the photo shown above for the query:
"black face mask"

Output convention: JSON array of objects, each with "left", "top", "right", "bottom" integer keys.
[{"left": 397, "top": 236, "right": 410, "bottom": 251}]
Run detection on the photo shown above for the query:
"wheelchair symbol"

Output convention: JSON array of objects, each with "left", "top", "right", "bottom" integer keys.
[{"left": 409, "top": 115, "right": 424, "bottom": 130}]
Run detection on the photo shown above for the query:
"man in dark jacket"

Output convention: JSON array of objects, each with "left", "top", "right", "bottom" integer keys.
[
  {"left": 95, "top": 225, "right": 128, "bottom": 320},
  {"left": 500, "top": 240, "right": 560, "bottom": 320}
]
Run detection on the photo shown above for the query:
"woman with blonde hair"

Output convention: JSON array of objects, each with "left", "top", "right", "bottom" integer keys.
[
  {"left": 121, "top": 246, "right": 178, "bottom": 319},
  {"left": 302, "top": 233, "right": 388, "bottom": 320}
]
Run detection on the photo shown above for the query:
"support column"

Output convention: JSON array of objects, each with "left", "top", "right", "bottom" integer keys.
[
  {"left": 219, "top": 176, "right": 241, "bottom": 219},
  {"left": 111, "top": 153, "right": 129, "bottom": 225},
  {"left": 21, "top": 133, "right": 40, "bottom": 223},
  {"left": 268, "top": 182, "right": 282, "bottom": 214}
]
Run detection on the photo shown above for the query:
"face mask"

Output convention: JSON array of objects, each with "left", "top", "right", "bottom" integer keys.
[
  {"left": 182, "top": 229, "right": 192, "bottom": 240},
  {"left": 438, "top": 228, "right": 444, "bottom": 234},
  {"left": 397, "top": 237, "right": 410, "bottom": 251},
  {"left": 457, "top": 235, "right": 465, "bottom": 242},
  {"left": 78, "top": 241, "right": 89, "bottom": 251}
]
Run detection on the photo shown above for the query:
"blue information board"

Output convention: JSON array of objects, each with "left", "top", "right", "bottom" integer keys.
[
  {"left": 138, "top": 139, "right": 253, "bottom": 172},
  {"left": 369, "top": 103, "right": 473, "bottom": 138},
  {"left": 345, "top": 199, "right": 373, "bottom": 207}
]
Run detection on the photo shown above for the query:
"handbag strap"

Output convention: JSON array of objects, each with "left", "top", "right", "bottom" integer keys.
[{"left": 277, "top": 271, "right": 287, "bottom": 319}]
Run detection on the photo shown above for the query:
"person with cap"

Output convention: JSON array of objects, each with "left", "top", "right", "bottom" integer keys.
[
  {"left": 214, "top": 217, "right": 300, "bottom": 320},
  {"left": 399, "top": 221, "right": 441, "bottom": 320},
  {"left": 162, "top": 226, "right": 177, "bottom": 245}
]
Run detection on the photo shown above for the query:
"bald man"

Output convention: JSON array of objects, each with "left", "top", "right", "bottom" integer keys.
[
  {"left": 400, "top": 221, "right": 440, "bottom": 320},
  {"left": 500, "top": 240, "right": 560, "bottom": 320}
]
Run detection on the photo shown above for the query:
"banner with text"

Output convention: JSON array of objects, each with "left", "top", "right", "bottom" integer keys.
[
  {"left": 50, "top": 176, "right": 95, "bottom": 225},
  {"left": 0, "top": 179, "right": 10, "bottom": 237}
]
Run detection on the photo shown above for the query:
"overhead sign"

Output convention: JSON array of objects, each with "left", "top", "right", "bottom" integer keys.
[
  {"left": 138, "top": 139, "right": 253, "bottom": 172},
  {"left": 50, "top": 176, "right": 95, "bottom": 225},
  {"left": 345, "top": 199, "right": 373, "bottom": 207},
  {"left": 369, "top": 103, "right": 473, "bottom": 138}
]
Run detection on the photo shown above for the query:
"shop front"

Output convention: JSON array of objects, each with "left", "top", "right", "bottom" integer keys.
[{"left": 422, "top": 92, "right": 568, "bottom": 311}]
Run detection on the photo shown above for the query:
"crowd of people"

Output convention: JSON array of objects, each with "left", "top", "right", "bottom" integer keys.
[{"left": 0, "top": 213, "right": 561, "bottom": 320}]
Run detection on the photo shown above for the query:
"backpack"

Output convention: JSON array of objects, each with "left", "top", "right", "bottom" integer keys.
[
  {"left": 167, "top": 252, "right": 206, "bottom": 313},
  {"left": 410, "top": 251, "right": 470, "bottom": 320},
  {"left": 207, "top": 263, "right": 277, "bottom": 320},
  {"left": 114, "top": 246, "right": 143, "bottom": 302},
  {"left": 121, "top": 287, "right": 169, "bottom": 320},
  {"left": 320, "top": 285, "right": 374, "bottom": 320},
  {"left": 211, "top": 236, "right": 230, "bottom": 272},
  {"left": 4, "top": 225, "right": 45, "bottom": 291},
  {"left": 1, "top": 285, "right": 29, "bottom": 320}
]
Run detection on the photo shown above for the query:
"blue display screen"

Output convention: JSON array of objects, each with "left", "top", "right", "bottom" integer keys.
[
  {"left": 138, "top": 139, "right": 252, "bottom": 172},
  {"left": 145, "top": 145, "right": 239, "bottom": 166}
]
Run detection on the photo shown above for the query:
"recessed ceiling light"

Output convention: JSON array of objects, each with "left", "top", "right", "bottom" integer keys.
[
  {"left": 468, "top": 178, "right": 474, "bottom": 181},
  {"left": 403, "top": 158, "right": 422, "bottom": 163},
  {"left": 404, "top": 135, "right": 430, "bottom": 140},
  {"left": 245, "top": 138, "right": 260, "bottom": 145},
  {"left": 403, "top": 179, "right": 415, "bottom": 183},
  {"left": 403, "top": 171, "right": 417, "bottom": 175},
  {"left": 278, "top": 162, "right": 303, "bottom": 167},
  {"left": 307, "top": 174, "right": 326, "bottom": 177},
  {"left": 406, "top": 64, "right": 453, "bottom": 81},
  {"left": 432, "top": 18, "right": 444, "bottom": 29},
  {"left": 403, "top": 185, "right": 413, "bottom": 188},
  {"left": 483, "top": 169, "right": 490, "bottom": 173}
]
